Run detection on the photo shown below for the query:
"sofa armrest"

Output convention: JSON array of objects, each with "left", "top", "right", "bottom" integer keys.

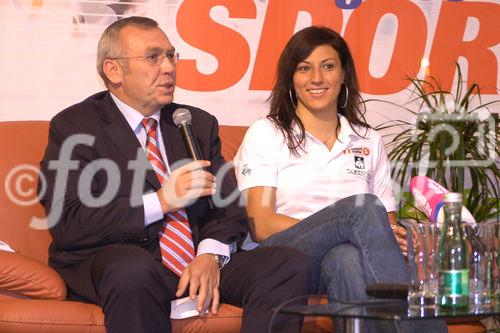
[{"left": 0, "top": 251, "right": 66, "bottom": 300}]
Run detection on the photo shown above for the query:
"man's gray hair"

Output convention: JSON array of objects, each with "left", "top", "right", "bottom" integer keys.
[{"left": 96, "top": 16, "right": 159, "bottom": 86}]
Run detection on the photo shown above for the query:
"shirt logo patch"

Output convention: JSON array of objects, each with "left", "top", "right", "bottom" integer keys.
[
  {"left": 241, "top": 164, "right": 252, "bottom": 176},
  {"left": 354, "top": 156, "right": 365, "bottom": 169},
  {"left": 343, "top": 147, "right": 371, "bottom": 156}
]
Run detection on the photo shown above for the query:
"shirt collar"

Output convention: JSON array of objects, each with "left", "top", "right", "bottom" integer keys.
[
  {"left": 110, "top": 92, "right": 161, "bottom": 131},
  {"left": 290, "top": 113, "right": 361, "bottom": 142},
  {"left": 337, "top": 113, "right": 361, "bottom": 142}
]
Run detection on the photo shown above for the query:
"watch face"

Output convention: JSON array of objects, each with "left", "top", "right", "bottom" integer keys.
[{"left": 214, "top": 254, "right": 226, "bottom": 269}]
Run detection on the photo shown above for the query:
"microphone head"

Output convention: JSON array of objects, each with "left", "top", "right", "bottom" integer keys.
[{"left": 173, "top": 108, "right": 192, "bottom": 127}]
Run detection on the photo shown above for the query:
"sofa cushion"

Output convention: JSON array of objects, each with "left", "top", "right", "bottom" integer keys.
[
  {"left": 0, "top": 299, "right": 243, "bottom": 333},
  {"left": 0, "top": 122, "right": 53, "bottom": 264},
  {"left": 0, "top": 299, "right": 105, "bottom": 333},
  {"left": 0, "top": 251, "right": 66, "bottom": 300},
  {"left": 218, "top": 125, "right": 248, "bottom": 161},
  {"left": 173, "top": 304, "right": 242, "bottom": 333}
]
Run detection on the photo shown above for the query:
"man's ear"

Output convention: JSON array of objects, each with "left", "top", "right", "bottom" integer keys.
[{"left": 103, "top": 59, "right": 122, "bottom": 85}]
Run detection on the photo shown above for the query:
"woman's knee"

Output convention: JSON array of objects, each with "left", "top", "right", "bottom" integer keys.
[
  {"left": 339, "top": 194, "right": 390, "bottom": 229},
  {"left": 345, "top": 193, "right": 385, "bottom": 212}
]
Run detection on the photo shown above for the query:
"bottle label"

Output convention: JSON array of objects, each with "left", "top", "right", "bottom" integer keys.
[{"left": 439, "top": 269, "right": 469, "bottom": 296}]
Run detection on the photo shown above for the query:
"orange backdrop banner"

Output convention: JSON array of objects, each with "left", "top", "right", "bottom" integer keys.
[{"left": 0, "top": 0, "right": 498, "bottom": 125}]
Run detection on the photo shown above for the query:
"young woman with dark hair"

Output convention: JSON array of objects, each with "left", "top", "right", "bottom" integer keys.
[{"left": 234, "top": 26, "right": 446, "bottom": 333}]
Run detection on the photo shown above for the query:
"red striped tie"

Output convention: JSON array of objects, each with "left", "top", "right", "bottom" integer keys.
[{"left": 142, "top": 118, "right": 195, "bottom": 277}]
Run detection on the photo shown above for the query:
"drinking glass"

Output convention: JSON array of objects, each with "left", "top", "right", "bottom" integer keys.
[
  {"left": 464, "top": 222, "right": 499, "bottom": 309},
  {"left": 402, "top": 221, "right": 440, "bottom": 308}
]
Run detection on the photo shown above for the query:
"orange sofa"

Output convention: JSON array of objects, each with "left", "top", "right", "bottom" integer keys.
[{"left": 0, "top": 121, "right": 486, "bottom": 333}]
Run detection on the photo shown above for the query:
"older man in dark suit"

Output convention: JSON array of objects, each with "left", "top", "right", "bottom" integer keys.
[{"left": 39, "top": 16, "right": 309, "bottom": 333}]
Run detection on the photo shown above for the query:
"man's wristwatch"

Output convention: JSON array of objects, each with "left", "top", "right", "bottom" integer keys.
[{"left": 213, "top": 254, "right": 228, "bottom": 270}]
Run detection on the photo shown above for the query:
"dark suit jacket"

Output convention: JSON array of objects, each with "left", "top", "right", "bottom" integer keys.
[{"left": 39, "top": 91, "right": 248, "bottom": 270}]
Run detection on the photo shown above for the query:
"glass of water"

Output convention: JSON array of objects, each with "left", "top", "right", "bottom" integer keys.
[
  {"left": 402, "top": 221, "right": 440, "bottom": 308},
  {"left": 464, "top": 222, "right": 499, "bottom": 310}
]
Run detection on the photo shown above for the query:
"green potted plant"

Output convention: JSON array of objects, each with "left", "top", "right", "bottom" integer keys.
[{"left": 374, "top": 64, "right": 499, "bottom": 223}]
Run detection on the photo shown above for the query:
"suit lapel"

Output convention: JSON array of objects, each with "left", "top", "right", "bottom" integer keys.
[{"left": 101, "top": 93, "right": 161, "bottom": 190}]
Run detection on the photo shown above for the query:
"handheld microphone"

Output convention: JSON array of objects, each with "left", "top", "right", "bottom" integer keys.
[
  {"left": 409, "top": 176, "right": 476, "bottom": 226},
  {"left": 172, "top": 108, "right": 214, "bottom": 210}
]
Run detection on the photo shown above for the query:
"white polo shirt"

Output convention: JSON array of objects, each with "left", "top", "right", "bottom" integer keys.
[{"left": 234, "top": 115, "right": 396, "bottom": 221}]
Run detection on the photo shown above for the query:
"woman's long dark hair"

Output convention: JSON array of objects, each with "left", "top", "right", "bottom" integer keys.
[{"left": 267, "top": 26, "right": 369, "bottom": 155}]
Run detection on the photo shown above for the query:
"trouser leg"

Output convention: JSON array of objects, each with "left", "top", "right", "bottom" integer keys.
[
  {"left": 261, "top": 194, "right": 406, "bottom": 291},
  {"left": 90, "top": 245, "right": 178, "bottom": 333},
  {"left": 261, "top": 194, "right": 446, "bottom": 332},
  {"left": 219, "top": 246, "right": 310, "bottom": 333},
  {"left": 319, "top": 244, "right": 366, "bottom": 333},
  {"left": 320, "top": 244, "right": 398, "bottom": 333},
  {"left": 319, "top": 244, "right": 366, "bottom": 301}
]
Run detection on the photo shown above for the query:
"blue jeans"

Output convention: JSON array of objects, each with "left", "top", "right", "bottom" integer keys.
[{"left": 260, "top": 194, "right": 447, "bottom": 333}]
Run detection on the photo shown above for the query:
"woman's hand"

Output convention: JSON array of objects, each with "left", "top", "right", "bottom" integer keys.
[
  {"left": 388, "top": 212, "right": 408, "bottom": 256},
  {"left": 390, "top": 224, "right": 408, "bottom": 256}
]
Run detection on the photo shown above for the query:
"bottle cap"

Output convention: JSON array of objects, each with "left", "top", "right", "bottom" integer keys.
[{"left": 443, "top": 192, "right": 462, "bottom": 203}]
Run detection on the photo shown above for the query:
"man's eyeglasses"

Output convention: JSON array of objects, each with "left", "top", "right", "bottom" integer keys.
[{"left": 109, "top": 52, "right": 180, "bottom": 67}]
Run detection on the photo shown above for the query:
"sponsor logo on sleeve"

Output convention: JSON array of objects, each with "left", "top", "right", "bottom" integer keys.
[{"left": 241, "top": 164, "right": 252, "bottom": 176}]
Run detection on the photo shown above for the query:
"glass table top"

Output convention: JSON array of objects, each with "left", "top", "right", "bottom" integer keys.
[{"left": 281, "top": 299, "right": 500, "bottom": 321}]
